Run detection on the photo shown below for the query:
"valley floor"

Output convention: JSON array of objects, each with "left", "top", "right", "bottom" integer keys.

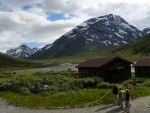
[{"left": 0, "top": 96, "right": 150, "bottom": 113}]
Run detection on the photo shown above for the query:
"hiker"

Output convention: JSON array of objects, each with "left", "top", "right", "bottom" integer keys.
[
  {"left": 125, "top": 89, "right": 131, "bottom": 113},
  {"left": 126, "top": 86, "right": 132, "bottom": 106},
  {"left": 112, "top": 84, "right": 118, "bottom": 105},
  {"left": 118, "top": 88, "right": 123, "bottom": 108}
]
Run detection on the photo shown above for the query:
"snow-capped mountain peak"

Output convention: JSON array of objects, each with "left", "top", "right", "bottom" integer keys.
[
  {"left": 29, "top": 14, "right": 144, "bottom": 59},
  {"left": 142, "top": 28, "right": 150, "bottom": 34},
  {"left": 6, "top": 45, "right": 38, "bottom": 58}
]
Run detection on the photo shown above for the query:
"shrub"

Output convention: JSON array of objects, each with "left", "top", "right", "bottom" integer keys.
[
  {"left": 143, "top": 80, "right": 150, "bottom": 87},
  {"left": 97, "top": 82, "right": 112, "bottom": 89},
  {"left": 0, "top": 73, "right": 13, "bottom": 78},
  {"left": 0, "top": 71, "right": 105, "bottom": 94},
  {"left": 0, "top": 81, "right": 12, "bottom": 91},
  {"left": 123, "top": 77, "right": 146, "bottom": 85},
  {"left": 19, "top": 87, "right": 31, "bottom": 94}
]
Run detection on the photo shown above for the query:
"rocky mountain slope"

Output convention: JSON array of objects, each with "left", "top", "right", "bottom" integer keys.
[{"left": 29, "top": 14, "right": 144, "bottom": 59}]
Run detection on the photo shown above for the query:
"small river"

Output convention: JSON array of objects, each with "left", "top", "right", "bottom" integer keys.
[{"left": 14, "top": 63, "right": 78, "bottom": 72}]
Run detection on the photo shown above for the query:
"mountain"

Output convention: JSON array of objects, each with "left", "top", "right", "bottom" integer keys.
[
  {"left": 111, "top": 33, "right": 150, "bottom": 56},
  {"left": 6, "top": 45, "right": 38, "bottom": 58},
  {"left": 142, "top": 28, "right": 150, "bottom": 34},
  {"left": 29, "top": 14, "right": 144, "bottom": 59}
]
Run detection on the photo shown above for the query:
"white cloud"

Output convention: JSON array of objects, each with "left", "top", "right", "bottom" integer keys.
[
  {"left": 0, "top": 0, "right": 150, "bottom": 52},
  {"left": 0, "top": 8, "right": 81, "bottom": 52}
]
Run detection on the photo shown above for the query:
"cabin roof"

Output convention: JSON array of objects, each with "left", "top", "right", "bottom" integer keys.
[
  {"left": 76, "top": 56, "right": 133, "bottom": 68},
  {"left": 134, "top": 59, "right": 150, "bottom": 67}
]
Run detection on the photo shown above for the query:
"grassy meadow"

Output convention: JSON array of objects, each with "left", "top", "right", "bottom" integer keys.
[{"left": 0, "top": 70, "right": 150, "bottom": 108}]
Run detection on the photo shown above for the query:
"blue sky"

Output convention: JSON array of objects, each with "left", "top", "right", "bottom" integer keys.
[
  {"left": 0, "top": 0, "right": 150, "bottom": 52},
  {"left": 22, "top": 42, "right": 46, "bottom": 49},
  {"left": 21, "top": 4, "right": 66, "bottom": 21},
  {"left": 21, "top": 5, "right": 32, "bottom": 11},
  {"left": 47, "top": 13, "right": 66, "bottom": 21}
]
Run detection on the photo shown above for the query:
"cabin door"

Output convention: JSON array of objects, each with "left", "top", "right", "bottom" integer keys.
[
  {"left": 114, "top": 66, "right": 125, "bottom": 82},
  {"left": 109, "top": 65, "right": 125, "bottom": 83}
]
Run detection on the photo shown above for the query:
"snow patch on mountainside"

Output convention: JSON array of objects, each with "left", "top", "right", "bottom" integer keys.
[
  {"left": 79, "top": 22, "right": 88, "bottom": 27},
  {"left": 114, "top": 32, "right": 124, "bottom": 39}
]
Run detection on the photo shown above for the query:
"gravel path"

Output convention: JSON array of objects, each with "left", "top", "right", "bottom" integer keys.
[{"left": 0, "top": 96, "right": 150, "bottom": 113}]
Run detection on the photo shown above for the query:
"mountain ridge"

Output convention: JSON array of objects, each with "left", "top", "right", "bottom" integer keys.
[{"left": 29, "top": 14, "right": 144, "bottom": 59}]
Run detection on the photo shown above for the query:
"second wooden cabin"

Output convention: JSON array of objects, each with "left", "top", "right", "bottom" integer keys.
[{"left": 134, "top": 59, "right": 150, "bottom": 78}]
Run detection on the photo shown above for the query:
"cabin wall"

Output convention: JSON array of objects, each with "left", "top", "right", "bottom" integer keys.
[
  {"left": 110, "top": 65, "right": 131, "bottom": 83},
  {"left": 78, "top": 68, "right": 99, "bottom": 78},
  {"left": 100, "top": 60, "right": 131, "bottom": 83},
  {"left": 135, "top": 67, "right": 150, "bottom": 77}
]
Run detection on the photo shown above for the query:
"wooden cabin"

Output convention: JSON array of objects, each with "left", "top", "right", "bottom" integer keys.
[
  {"left": 76, "top": 57, "right": 133, "bottom": 83},
  {"left": 134, "top": 59, "right": 150, "bottom": 78}
]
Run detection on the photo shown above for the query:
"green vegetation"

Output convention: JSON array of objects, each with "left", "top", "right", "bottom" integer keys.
[
  {"left": 110, "top": 34, "right": 150, "bottom": 60},
  {"left": 0, "top": 70, "right": 110, "bottom": 94},
  {"left": 0, "top": 52, "right": 59, "bottom": 72},
  {"left": 0, "top": 71, "right": 150, "bottom": 108},
  {"left": 0, "top": 89, "right": 112, "bottom": 108},
  {"left": 122, "top": 76, "right": 150, "bottom": 99}
]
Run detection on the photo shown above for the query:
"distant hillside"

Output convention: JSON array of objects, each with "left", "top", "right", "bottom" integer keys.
[
  {"left": 111, "top": 33, "right": 150, "bottom": 56},
  {"left": 0, "top": 52, "right": 20, "bottom": 64},
  {"left": 0, "top": 52, "right": 41, "bottom": 69}
]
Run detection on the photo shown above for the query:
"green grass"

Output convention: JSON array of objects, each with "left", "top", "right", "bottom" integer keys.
[
  {"left": 130, "top": 86, "right": 150, "bottom": 99},
  {"left": 0, "top": 85, "right": 149, "bottom": 108},
  {"left": 0, "top": 89, "right": 112, "bottom": 108}
]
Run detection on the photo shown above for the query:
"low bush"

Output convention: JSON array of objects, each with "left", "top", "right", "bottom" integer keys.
[
  {"left": 123, "top": 77, "right": 147, "bottom": 85},
  {"left": 0, "top": 72, "right": 104, "bottom": 94},
  {"left": 0, "top": 73, "right": 13, "bottom": 78},
  {"left": 143, "top": 80, "right": 150, "bottom": 87},
  {"left": 97, "top": 82, "right": 113, "bottom": 89}
]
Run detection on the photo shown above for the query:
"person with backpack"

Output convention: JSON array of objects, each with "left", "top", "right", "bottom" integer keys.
[
  {"left": 118, "top": 87, "right": 123, "bottom": 108},
  {"left": 112, "top": 84, "right": 118, "bottom": 105},
  {"left": 125, "top": 89, "right": 131, "bottom": 113}
]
